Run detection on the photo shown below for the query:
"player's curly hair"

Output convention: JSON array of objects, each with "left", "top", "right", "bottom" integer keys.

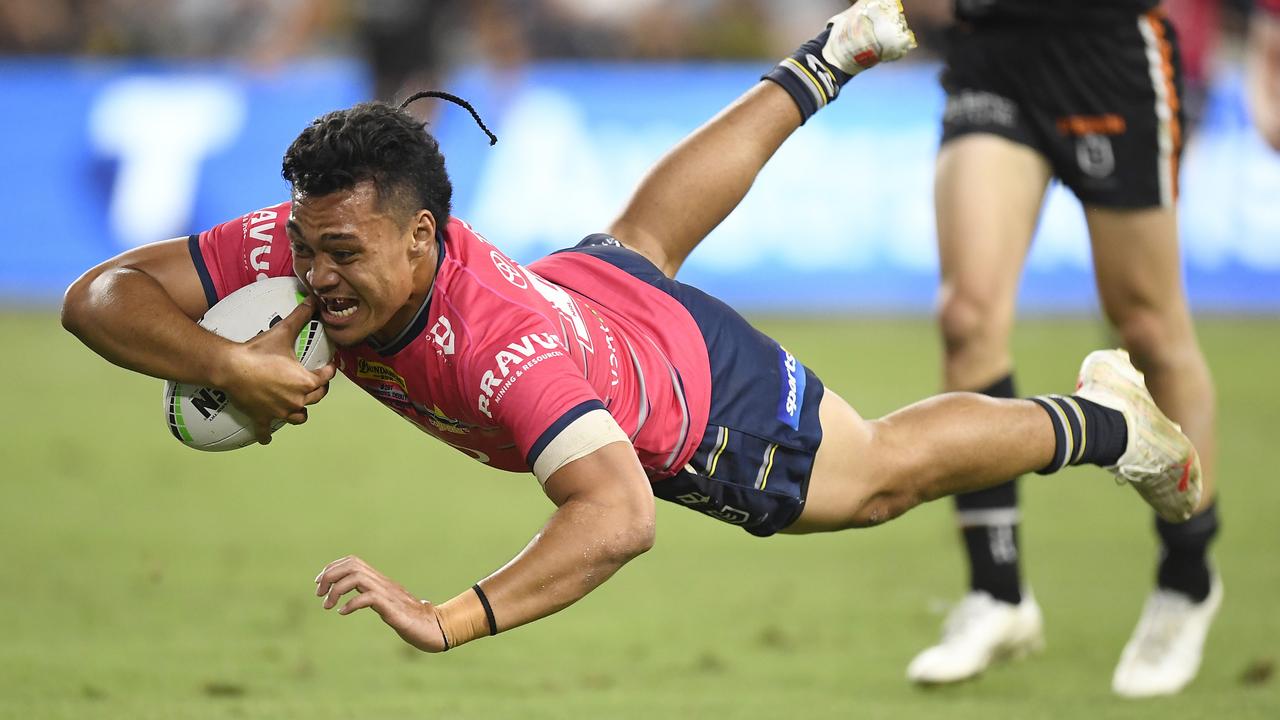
[{"left": 281, "top": 101, "right": 454, "bottom": 226}]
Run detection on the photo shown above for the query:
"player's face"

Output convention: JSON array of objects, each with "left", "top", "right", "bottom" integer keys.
[{"left": 287, "top": 181, "right": 437, "bottom": 347}]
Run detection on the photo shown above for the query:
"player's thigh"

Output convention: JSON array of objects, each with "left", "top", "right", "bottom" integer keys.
[
  {"left": 1085, "top": 205, "right": 1195, "bottom": 340},
  {"left": 783, "top": 389, "right": 878, "bottom": 534},
  {"left": 935, "top": 134, "right": 1051, "bottom": 326}
]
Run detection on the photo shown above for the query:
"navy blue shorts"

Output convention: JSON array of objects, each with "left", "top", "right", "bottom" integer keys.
[{"left": 555, "top": 236, "right": 826, "bottom": 537}]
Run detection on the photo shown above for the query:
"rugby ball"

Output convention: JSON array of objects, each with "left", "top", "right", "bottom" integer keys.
[{"left": 162, "top": 277, "right": 333, "bottom": 451}]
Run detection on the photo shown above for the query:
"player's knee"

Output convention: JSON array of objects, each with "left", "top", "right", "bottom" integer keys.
[
  {"left": 848, "top": 487, "right": 924, "bottom": 528},
  {"left": 938, "top": 284, "right": 1005, "bottom": 355},
  {"left": 847, "top": 423, "right": 929, "bottom": 527},
  {"left": 1111, "top": 309, "right": 1180, "bottom": 370}
]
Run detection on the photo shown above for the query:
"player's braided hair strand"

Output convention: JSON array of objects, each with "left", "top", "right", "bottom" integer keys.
[{"left": 399, "top": 90, "right": 498, "bottom": 146}]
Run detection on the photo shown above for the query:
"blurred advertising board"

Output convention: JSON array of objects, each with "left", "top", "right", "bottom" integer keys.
[{"left": 2, "top": 58, "right": 1277, "bottom": 312}]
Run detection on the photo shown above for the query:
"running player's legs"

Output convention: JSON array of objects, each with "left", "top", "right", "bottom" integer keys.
[
  {"left": 926, "top": 58, "right": 1056, "bottom": 682},
  {"left": 1086, "top": 206, "right": 1217, "bottom": 509},
  {"left": 936, "top": 135, "right": 1051, "bottom": 390}
]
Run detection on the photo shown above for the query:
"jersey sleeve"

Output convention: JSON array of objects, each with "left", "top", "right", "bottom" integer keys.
[
  {"left": 464, "top": 321, "right": 629, "bottom": 484},
  {"left": 188, "top": 200, "right": 294, "bottom": 305}
]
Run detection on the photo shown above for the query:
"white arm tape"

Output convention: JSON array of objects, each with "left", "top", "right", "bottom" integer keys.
[{"left": 533, "top": 409, "right": 631, "bottom": 485}]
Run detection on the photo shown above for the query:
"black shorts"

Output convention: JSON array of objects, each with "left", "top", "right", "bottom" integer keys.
[
  {"left": 559, "top": 236, "right": 826, "bottom": 537},
  {"left": 939, "top": 12, "right": 1186, "bottom": 208}
]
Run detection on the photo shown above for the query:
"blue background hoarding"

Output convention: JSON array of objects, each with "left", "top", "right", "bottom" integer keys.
[{"left": 3, "top": 58, "right": 1277, "bottom": 312}]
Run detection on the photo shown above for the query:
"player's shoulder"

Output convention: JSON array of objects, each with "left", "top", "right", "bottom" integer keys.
[
  {"left": 193, "top": 199, "right": 295, "bottom": 302},
  {"left": 437, "top": 217, "right": 554, "bottom": 317}
]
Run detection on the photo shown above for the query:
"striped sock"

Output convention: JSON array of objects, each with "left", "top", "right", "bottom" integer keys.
[
  {"left": 1030, "top": 394, "right": 1128, "bottom": 475},
  {"left": 762, "top": 26, "right": 853, "bottom": 124}
]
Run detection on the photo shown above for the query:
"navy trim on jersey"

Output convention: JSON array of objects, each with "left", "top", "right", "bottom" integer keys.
[
  {"left": 372, "top": 232, "right": 446, "bottom": 356},
  {"left": 187, "top": 234, "right": 219, "bottom": 307},
  {"left": 526, "top": 399, "right": 607, "bottom": 470}
]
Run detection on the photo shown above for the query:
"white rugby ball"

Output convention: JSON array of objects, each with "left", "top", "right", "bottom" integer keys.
[{"left": 162, "top": 276, "right": 333, "bottom": 451}]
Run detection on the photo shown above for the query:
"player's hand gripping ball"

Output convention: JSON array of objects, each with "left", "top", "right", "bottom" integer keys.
[{"left": 162, "top": 277, "right": 333, "bottom": 450}]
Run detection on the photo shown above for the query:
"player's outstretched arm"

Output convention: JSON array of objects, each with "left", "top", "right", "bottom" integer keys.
[
  {"left": 61, "top": 239, "right": 334, "bottom": 442},
  {"left": 314, "top": 440, "right": 655, "bottom": 651}
]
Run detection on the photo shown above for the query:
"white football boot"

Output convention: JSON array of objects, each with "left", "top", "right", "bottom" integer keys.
[
  {"left": 823, "top": 0, "right": 918, "bottom": 76},
  {"left": 1112, "top": 573, "right": 1223, "bottom": 697},
  {"left": 1074, "top": 349, "right": 1202, "bottom": 522},
  {"left": 906, "top": 591, "right": 1045, "bottom": 684}
]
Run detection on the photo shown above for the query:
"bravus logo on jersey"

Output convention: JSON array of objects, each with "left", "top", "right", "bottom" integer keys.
[
  {"left": 245, "top": 207, "right": 280, "bottom": 281},
  {"left": 477, "top": 332, "right": 563, "bottom": 418}
]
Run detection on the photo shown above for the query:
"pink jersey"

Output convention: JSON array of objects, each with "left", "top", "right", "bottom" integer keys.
[{"left": 190, "top": 201, "right": 711, "bottom": 482}]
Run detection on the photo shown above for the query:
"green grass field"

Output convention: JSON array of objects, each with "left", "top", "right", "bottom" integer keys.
[{"left": 1, "top": 311, "right": 1277, "bottom": 719}]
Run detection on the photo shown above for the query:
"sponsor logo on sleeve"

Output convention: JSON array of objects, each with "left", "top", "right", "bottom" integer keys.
[
  {"left": 245, "top": 207, "right": 279, "bottom": 281},
  {"left": 477, "top": 332, "right": 563, "bottom": 418},
  {"left": 776, "top": 346, "right": 806, "bottom": 431}
]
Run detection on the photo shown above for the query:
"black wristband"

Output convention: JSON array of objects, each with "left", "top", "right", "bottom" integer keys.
[
  {"left": 473, "top": 583, "right": 498, "bottom": 636},
  {"left": 761, "top": 26, "right": 852, "bottom": 124}
]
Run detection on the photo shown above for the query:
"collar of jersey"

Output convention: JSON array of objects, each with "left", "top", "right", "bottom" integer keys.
[{"left": 368, "top": 230, "right": 446, "bottom": 357}]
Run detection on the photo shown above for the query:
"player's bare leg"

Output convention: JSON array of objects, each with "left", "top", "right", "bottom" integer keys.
[
  {"left": 1086, "top": 206, "right": 1217, "bottom": 509},
  {"left": 917, "top": 132, "right": 1053, "bottom": 684},
  {"left": 609, "top": 0, "right": 916, "bottom": 278},
  {"left": 936, "top": 135, "right": 1051, "bottom": 391},
  {"left": 1085, "top": 204, "right": 1222, "bottom": 698},
  {"left": 785, "top": 347, "right": 1200, "bottom": 535},
  {"left": 787, "top": 390, "right": 1054, "bottom": 531},
  {"left": 608, "top": 82, "right": 803, "bottom": 278}
]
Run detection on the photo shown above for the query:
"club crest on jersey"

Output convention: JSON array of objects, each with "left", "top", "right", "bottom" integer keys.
[
  {"left": 776, "top": 346, "right": 806, "bottom": 431},
  {"left": 477, "top": 332, "right": 563, "bottom": 418},
  {"left": 412, "top": 402, "right": 471, "bottom": 435}
]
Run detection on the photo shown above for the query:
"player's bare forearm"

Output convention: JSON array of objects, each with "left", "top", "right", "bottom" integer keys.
[
  {"left": 63, "top": 238, "right": 333, "bottom": 438},
  {"left": 435, "top": 441, "right": 655, "bottom": 645},
  {"left": 607, "top": 81, "right": 802, "bottom": 277},
  {"left": 62, "top": 239, "right": 237, "bottom": 385}
]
